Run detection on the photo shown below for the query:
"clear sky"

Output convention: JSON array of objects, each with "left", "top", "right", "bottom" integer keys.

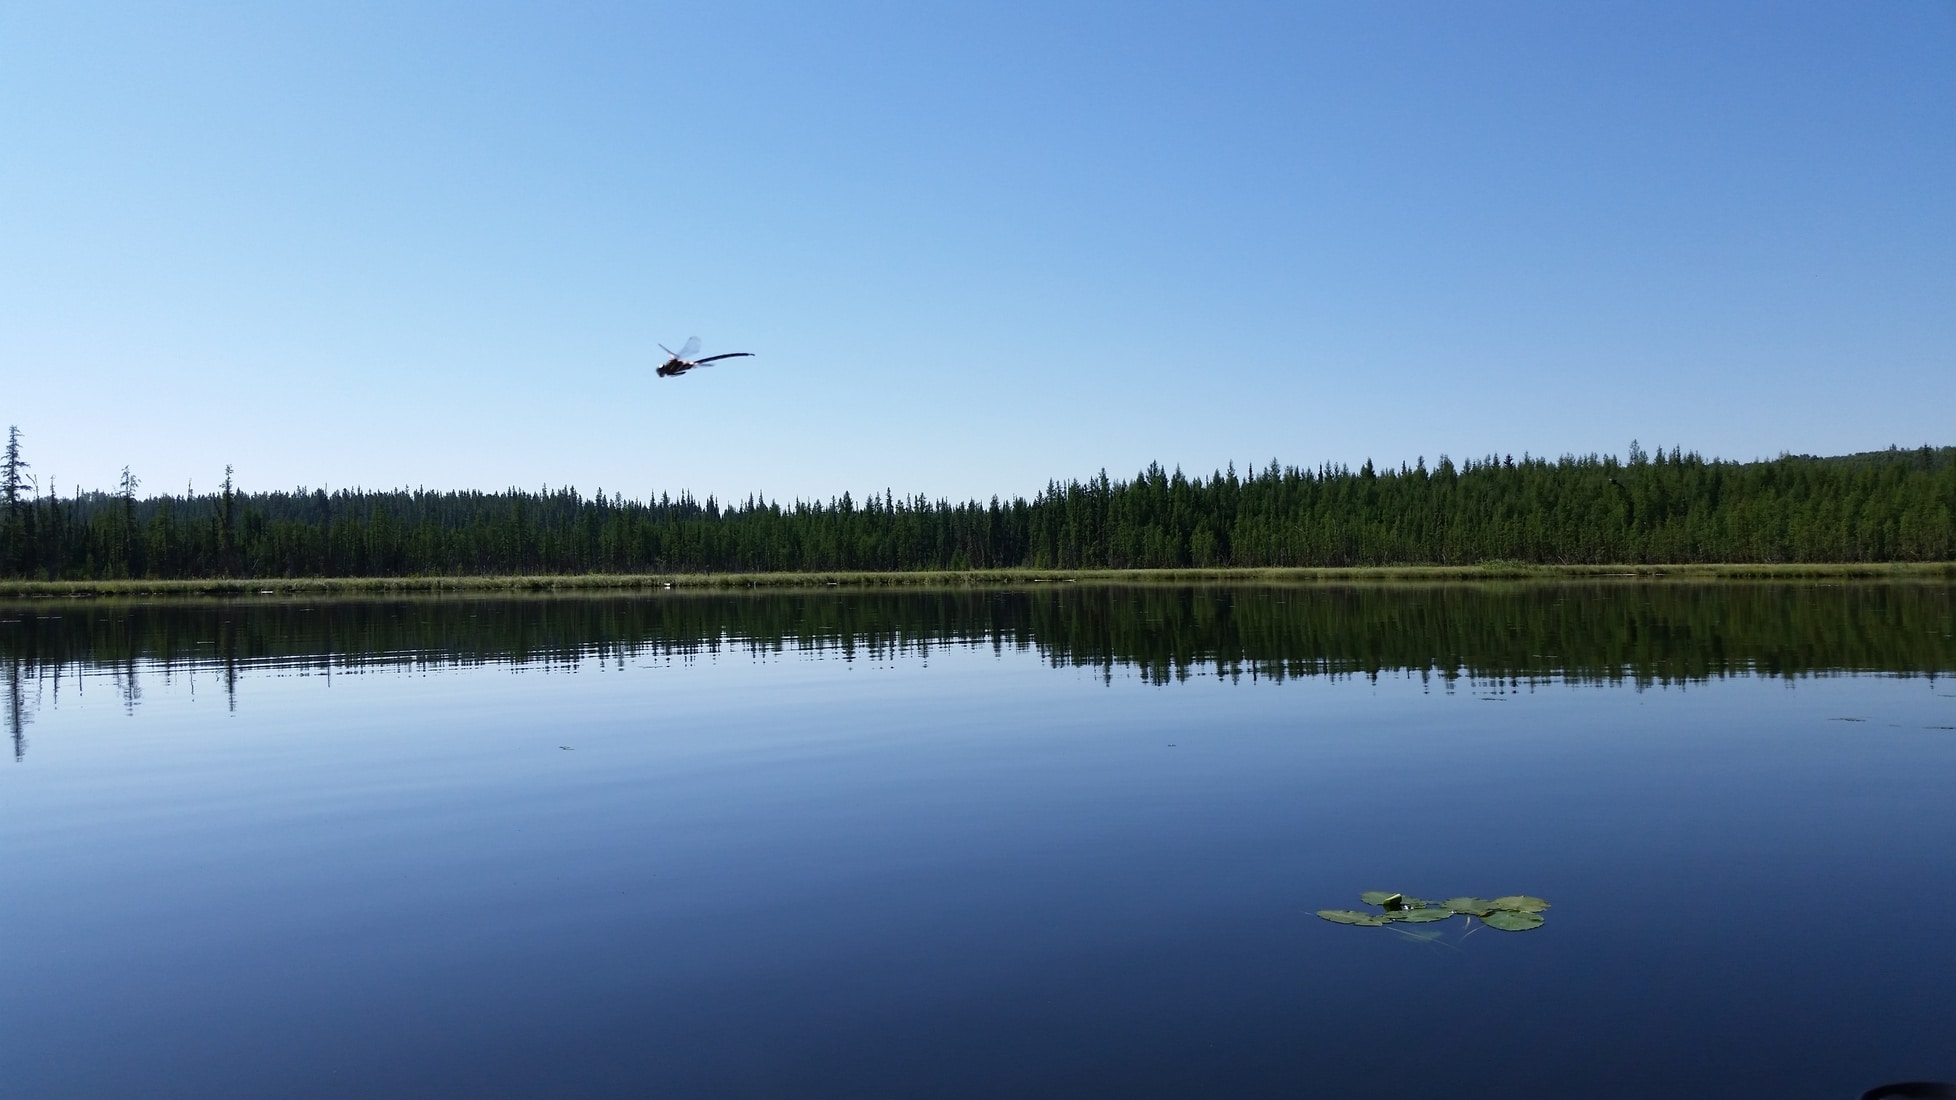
[{"left": 3, "top": 2, "right": 1952, "bottom": 504}]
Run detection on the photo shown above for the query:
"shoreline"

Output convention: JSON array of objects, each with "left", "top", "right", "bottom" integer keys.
[{"left": 2, "top": 561, "right": 1953, "bottom": 599}]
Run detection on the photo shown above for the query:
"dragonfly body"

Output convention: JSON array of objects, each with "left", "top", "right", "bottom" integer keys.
[{"left": 657, "top": 337, "right": 754, "bottom": 378}]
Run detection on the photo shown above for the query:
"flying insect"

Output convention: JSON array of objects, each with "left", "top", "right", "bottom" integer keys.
[{"left": 656, "top": 337, "right": 754, "bottom": 378}]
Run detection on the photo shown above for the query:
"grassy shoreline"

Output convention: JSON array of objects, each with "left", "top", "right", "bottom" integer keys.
[{"left": 2, "top": 561, "right": 1952, "bottom": 598}]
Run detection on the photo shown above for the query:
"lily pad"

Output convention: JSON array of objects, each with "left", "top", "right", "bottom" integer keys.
[
  {"left": 1385, "top": 907, "right": 1456, "bottom": 923},
  {"left": 1489, "top": 895, "right": 1550, "bottom": 913},
  {"left": 1442, "top": 897, "right": 1497, "bottom": 916},
  {"left": 1359, "top": 891, "right": 1404, "bottom": 908},
  {"left": 1480, "top": 909, "right": 1546, "bottom": 932},
  {"left": 1318, "top": 909, "right": 1390, "bottom": 926}
]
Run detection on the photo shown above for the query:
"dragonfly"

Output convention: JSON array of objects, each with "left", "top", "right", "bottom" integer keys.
[{"left": 656, "top": 337, "right": 754, "bottom": 378}]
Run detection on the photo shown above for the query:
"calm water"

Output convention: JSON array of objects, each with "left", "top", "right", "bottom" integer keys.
[{"left": 3, "top": 584, "right": 1954, "bottom": 1098}]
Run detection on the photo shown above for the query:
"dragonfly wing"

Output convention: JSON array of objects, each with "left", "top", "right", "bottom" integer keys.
[{"left": 677, "top": 336, "right": 701, "bottom": 360}]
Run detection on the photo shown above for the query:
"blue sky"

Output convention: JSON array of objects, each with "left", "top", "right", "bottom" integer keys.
[{"left": 3, "top": 2, "right": 1952, "bottom": 504}]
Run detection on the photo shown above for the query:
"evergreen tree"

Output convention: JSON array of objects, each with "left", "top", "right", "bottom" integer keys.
[
  {"left": 1, "top": 426, "right": 25, "bottom": 515},
  {"left": 0, "top": 427, "right": 26, "bottom": 574},
  {"left": 218, "top": 465, "right": 236, "bottom": 575}
]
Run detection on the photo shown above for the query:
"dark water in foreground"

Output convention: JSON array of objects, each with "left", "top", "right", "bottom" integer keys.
[{"left": 3, "top": 584, "right": 1954, "bottom": 1098}]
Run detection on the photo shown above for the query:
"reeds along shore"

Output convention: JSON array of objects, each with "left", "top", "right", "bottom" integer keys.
[
  {"left": 1, "top": 444, "right": 1953, "bottom": 582},
  {"left": 2, "top": 561, "right": 1954, "bottom": 599}
]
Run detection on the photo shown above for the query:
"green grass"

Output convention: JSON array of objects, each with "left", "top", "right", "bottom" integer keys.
[{"left": 2, "top": 561, "right": 1951, "bottom": 598}]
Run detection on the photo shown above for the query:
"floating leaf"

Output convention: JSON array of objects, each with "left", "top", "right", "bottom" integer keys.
[
  {"left": 1367, "top": 893, "right": 1439, "bottom": 911},
  {"left": 1318, "top": 909, "right": 1390, "bottom": 926},
  {"left": 1480, "top": 909, "right": 1546, "bottom": 932},
  {"left": 1385, "top": 907, "right": 1456, "bottom": 923},
  {"left": 1324, "top": 890, "right": 1548, "bottom": 933}
]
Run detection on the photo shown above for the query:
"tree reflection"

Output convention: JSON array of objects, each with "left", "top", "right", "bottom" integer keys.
[
  {"left": 4, "top": 654, "right": 26, "bottom": 762},
  {"left": 1, "top": 582, "right": 1951, "bottom": 756}
]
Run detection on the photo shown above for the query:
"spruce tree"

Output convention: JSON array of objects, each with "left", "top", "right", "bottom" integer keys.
[
  {"left": 0, "top": 426, "right": 25, "bottom": 515},
  {"left": 0, "top": 426, "right": 25, "bottom": 573},
  {"left": 118, "top": 466, "right": 140, "bottom": 575},
  {"left": 219, "top": 465, "right": 236, "bottom": 574}
]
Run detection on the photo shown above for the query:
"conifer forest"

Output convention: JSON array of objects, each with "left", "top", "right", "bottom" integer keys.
[{"left": 1, "top": 427, "right": 1951, "bottom": 580}]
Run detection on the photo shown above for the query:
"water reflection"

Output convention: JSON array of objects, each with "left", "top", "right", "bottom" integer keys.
[
  {"left": 3, "top": 582, "right": 1953, "bottom": 755},
  {"left": 7, "top": 584, "right": 1956, "bottom": 1098}
]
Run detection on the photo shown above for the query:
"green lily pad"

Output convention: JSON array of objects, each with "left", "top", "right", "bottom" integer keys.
[
  {"left": 1385, "top": 907, "right": 1456, "bottom": 923},
  {"left": 1318, "top": 909, "right": 1390, "bottom": 926},
  {"left": 1480, "top": 909, "right": 1546, "bottom": 932},
  {"left": 1442, "top": 897, "right": 1497, "bottom": 916},
  {"left": 1359, "top": 891, "right": 1403, "bottom": 908},
  {"left": 1489, "top": 895, "right": 1550, "bottom": 913}
]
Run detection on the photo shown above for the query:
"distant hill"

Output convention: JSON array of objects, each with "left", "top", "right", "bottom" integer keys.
[{"left": 1799, "top": 444, "right": 1956, "bottom": 471}]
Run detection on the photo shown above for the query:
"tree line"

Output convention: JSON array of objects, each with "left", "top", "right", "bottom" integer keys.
[{"left": 1, "top": 427, "right": 1951, "bottom": 579}]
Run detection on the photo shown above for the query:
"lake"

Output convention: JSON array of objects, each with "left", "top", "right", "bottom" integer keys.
[{"left": 4, "top": 583, "right": 1954, "bottom": 1098}]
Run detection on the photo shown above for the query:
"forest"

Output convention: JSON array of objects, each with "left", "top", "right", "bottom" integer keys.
[{"left": 1, "top": 428, "right": 1951, "bottom": 579}]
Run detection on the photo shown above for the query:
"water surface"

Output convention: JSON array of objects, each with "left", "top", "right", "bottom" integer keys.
[{"left": 4, "top": 584, "right": 1954, "bottom": 1097}]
